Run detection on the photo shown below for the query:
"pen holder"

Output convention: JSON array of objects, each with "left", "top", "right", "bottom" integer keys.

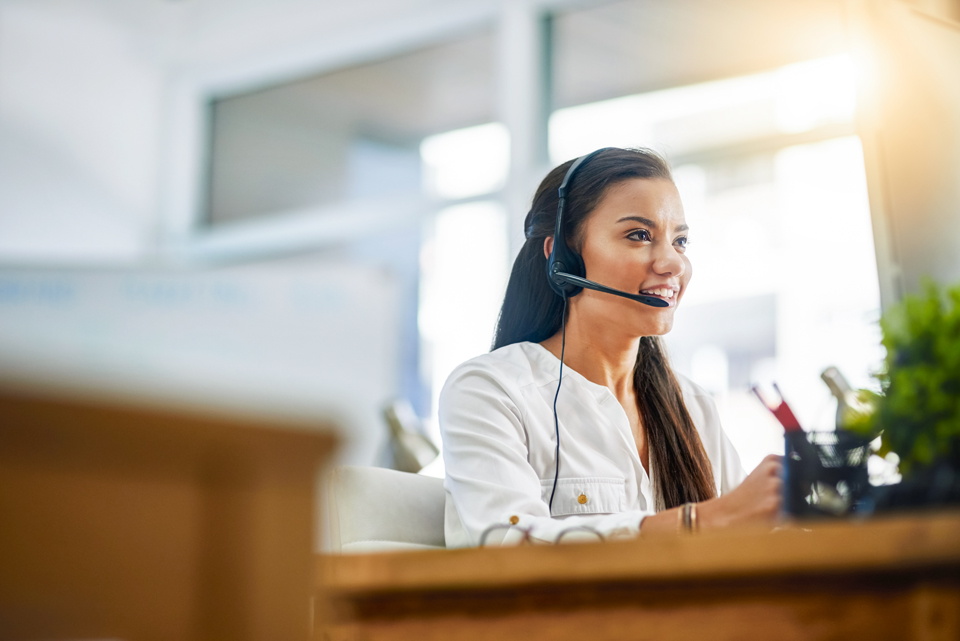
[{"left": 784, "top": 430, "right": 871, "bottom": 518}]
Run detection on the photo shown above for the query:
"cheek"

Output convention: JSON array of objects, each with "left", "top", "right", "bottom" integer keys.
[{"left": 583, "top": 239, "right": 632, "bottom": 278}]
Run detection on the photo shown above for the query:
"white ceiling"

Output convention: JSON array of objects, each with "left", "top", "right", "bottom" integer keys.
[
  {"left": 1, "top": 0, "right": 847, "bottom": 84},
  {"left": 207, "top": 0, "right": 849, "bottom": 146},
  {"left": 553, "top": 0, "right": 848, "bottom": 108}
]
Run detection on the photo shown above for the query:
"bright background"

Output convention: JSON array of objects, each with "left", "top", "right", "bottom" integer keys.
[{"left": 2, "top": 0, "right": 959, "bottom": 486}]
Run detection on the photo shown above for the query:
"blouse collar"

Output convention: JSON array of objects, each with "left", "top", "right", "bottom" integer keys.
[{"left": 523, "top": 341, "right": 615, "bottom": 405}]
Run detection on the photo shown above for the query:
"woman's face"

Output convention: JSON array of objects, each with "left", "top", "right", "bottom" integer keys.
[{"left": 555, "top": 177, "right": 691, "bottom": 338}]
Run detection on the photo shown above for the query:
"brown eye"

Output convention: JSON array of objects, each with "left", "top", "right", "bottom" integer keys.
[{"left": 628, "top": 229, "right": 651, "bottom": 242}]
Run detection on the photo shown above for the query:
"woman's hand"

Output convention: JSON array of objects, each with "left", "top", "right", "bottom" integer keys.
[
  {"left": 638, "top": 454, "right": 783, "bottom": 536},
  {"left": 697, "top": 454, "right": 783, "bottom": 529}
]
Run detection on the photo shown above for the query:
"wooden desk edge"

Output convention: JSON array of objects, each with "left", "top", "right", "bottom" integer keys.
[{"left": 318, "top": 511, "right": 960, "bottom": 595}]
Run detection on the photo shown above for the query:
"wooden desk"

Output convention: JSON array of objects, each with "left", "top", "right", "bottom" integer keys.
[
  {"left": 318, "top": 513, "right": 960, "bottom": 641},
  {"left": 0, "top": 386, "right": 337, "bottom": 641}
]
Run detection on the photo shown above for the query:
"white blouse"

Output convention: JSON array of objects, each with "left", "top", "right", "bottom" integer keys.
[{"left": 439, "top": 341, "right": 746, "bottom": 548}]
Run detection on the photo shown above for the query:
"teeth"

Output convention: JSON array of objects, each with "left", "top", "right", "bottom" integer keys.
[{"left": 641, "top": 288, "right": 675, "bottom": 299}]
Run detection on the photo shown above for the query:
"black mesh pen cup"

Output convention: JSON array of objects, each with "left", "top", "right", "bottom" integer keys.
[{"left": 784, "top": 430, "right": 871, "bottom": 518}]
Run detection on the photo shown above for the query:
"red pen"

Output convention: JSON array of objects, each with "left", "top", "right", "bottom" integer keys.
[{"left": 751, "top": 383, "right": 803, "bottom": 432}]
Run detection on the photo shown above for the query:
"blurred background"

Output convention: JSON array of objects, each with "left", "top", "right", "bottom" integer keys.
[{"left": 1, "top": 0, "right": 958, "bottom": 477}]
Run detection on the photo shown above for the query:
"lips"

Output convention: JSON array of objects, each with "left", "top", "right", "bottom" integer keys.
[{"left": 639, "top": 286, "right": 678, "bottom": 302}]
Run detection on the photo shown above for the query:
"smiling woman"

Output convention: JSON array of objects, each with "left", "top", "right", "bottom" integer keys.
[{"left": 439, "top": 148, "right": 784, "bottom": 547}]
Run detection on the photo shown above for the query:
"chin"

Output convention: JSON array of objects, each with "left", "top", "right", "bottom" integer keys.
[
  {"left": 634, "top": 317, "right": 674, "bottom": 338},
  {"left": 645, "top": 326, "right": 672, "bottom": 338}
]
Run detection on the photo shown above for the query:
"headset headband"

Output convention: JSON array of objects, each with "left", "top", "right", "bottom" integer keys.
[{"left": 547, "top": 148, "right": 613, "bottom": 297}]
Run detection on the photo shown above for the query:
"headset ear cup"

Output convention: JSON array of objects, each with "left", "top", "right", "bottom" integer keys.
[
  {"left": 549, "top": 242, "right": 585, "bottom": 298},
  {"left": 561, "top": 244, "right": 586, "bottom": 295},
  {"left": 570, "top": 248, "right": 585, "bottom": 281},
  {"left": 548, "top": 148, "right": 613, "bottom": 299}
]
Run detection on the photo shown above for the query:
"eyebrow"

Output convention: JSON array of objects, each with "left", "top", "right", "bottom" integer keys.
[{"left": 616, "top": 215, "right": 689, "bottom": 233}]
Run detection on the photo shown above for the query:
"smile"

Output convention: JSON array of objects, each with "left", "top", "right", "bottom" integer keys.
[{"left": 639, "top": 287, "right": 677, "bottom": 302}]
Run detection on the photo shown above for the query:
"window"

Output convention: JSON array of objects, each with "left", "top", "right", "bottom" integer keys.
[
  {"left": 419, "top": 200, "right": 509, "bottom": 429},
  {"left": 417, "top": 125, "right": 511, "bottom": 431},
  {"left": 203, "top": 28, "right": 511, "bottom": 426},
  {"left": 206, "top": 30, "right": 496, "bottom": 225},
  {"left": 550, "top": 23, "right": 881, "bottom": 470}
]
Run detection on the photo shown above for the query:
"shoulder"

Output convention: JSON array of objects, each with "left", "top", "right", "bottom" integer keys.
[
  {"left": 674, "top": 372, "right": 713, "bottom": 403},
  {"left": 673, "top": 373, "right": 747, "bottom": 490},
  {"left": 672, "top": 371, "right": 746, "bottom": 484},
  {"left": 438, "top": 342, "right": 544, "bottom": 435},
  {"left": 440, "top": 342, "right": 544, "bottom": 398},
  {"left": 673, "top": 372, "right": 721, "bottom": 433},
  {"left": 438, "top": 342, "right": 547, "bottom": 419}
]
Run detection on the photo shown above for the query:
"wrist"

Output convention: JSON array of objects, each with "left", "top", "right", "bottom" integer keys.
[{"left": 695, "top": 497, "right": 727, "bottom": 530}]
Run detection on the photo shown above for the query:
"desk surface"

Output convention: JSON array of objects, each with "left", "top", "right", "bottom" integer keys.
[
  {"left": 318, "top": 512, "right": 960, "bottom": 641},
  {"left": 322, "top": 511, "right": 960, "bottom": 593}
]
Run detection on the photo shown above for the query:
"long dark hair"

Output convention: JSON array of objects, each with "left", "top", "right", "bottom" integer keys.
[{"left": 493, "top": 147, "right": 716, "bottom": 508}]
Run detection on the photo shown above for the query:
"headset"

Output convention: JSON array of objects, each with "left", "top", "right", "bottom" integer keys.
[{"left": 545, "top": 148, "right": 668, "bottom": 514}]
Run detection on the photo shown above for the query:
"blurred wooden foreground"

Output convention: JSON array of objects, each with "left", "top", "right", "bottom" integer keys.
[
  {"left": 0, "top": 385, "right": 337, "bottom": 641},
  {"left": 319, "top": 512, "right": 960, "bottom": 641},
  {"left": 4, "top": 383, "right": 959, "bottom": 641}
]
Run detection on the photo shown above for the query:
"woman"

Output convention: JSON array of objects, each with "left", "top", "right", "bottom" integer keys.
[{"left": 440, "top": 147, "right": 782, "bottom": 547}]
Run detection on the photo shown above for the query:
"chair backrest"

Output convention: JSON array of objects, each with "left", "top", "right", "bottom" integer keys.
[{"left": 326, "top": 466, "right": 446, "bottom": 553}]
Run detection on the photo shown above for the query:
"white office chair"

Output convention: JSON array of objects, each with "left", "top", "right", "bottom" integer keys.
[{"left": 325, "top": 466, "right": 446, "bottom": 553}]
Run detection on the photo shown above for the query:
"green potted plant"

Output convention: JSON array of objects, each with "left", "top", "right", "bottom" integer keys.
[{"left": 850, "top": 280, "right": 960, "bottom": 508}]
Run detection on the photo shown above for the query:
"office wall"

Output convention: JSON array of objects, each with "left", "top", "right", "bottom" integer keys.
[
  {"left": 0, "top": 260, "right": 399, "bottom": 465},
  {"left": 0, "top": 0, "right": 491, "bottom": 263},
  {"left": 0, "top": 0, "right": 481, "bottom": 461},
  {"left": 0, "top": 2, "right": 163, "bottom": 263}
]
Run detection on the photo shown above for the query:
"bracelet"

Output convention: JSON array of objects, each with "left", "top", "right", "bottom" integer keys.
[{"left": 678, "top": 502, "right": 699, "bottom": 534}]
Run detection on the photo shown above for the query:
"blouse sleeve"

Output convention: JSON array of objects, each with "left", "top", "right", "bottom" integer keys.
[{"left": 439, "top": 363, "right": 653, "bottom": 547}]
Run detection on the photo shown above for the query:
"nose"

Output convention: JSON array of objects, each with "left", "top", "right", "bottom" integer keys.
[{"left": 651, "top": 238, "right": 684, "bottom": 277}]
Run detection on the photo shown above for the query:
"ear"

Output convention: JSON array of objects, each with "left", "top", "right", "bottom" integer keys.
[{"left": 543, "top": 236, "right": 554, "bottom": 260}]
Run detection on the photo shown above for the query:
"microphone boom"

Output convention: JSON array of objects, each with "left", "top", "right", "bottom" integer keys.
[{"left": 552, "top": 270, "right": 668, "bottom": 308}]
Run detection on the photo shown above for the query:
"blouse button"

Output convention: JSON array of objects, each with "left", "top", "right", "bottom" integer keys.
[
  {"left": 578, "top": 494, "right": 588, "bottom": 505},
  {"left": 509, "top": 515, "right": 520, "bottom": 525}
]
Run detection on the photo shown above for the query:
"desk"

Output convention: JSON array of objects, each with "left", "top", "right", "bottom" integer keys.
[
  {"left": 0, "top": 386, "right": 337, "bottom": 641},
  {"left": 318, "top": 513, "right": 960, "bottom": 641}
]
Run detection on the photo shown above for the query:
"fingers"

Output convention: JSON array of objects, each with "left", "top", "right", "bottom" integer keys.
[
  {"left": 749, "top": 454, "right": 784, "bottom": 479},
  {"left": 754, "top": 456, "right": 785, "bottom": 519},
  {"left": 767, "top": 471, "right": 784, "bottom": 516},
  {"left": 762, "top": 455, "right": 784, "bottom": 475},
  {"left": 761, "top": 493, "right": 782, "bottom": 515},
  {"left": 719, "top": 452, "right": 788, "bottom": 527},
  {"left": 771, "top": 475, "right": 784, "bottom": 493}
]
